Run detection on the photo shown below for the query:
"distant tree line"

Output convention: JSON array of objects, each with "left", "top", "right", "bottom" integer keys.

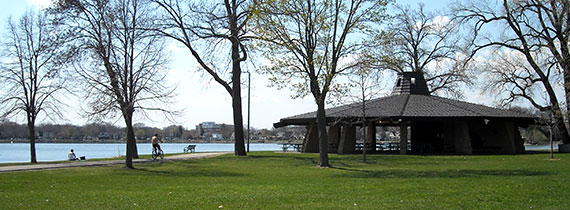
[
  {"left": 0, "top": 121, "right": 308, "bottom": 142},
  {"left": 0, "top": 122, "right": 192, "bottom": 141}
]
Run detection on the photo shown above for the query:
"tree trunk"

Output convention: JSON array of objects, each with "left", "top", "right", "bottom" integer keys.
[
  {"left": 559, "top": 24, "right": 570, "bottom": 144},
  {"left": 232, "top": 82, "right": 246, "bottom": 156},
  {"left": 549, "top": 89, "right": 570, "bottom": 144},
  {"left": 361, "top": 82, "right": 367, "bottom": 163},
  {"left": 316, "top": 97, "right": 330, "bottom": 167},
  {"left": 231, "top": 44, "right": 246, "bottom": 156},
  {"left": 563, "top": 72, "right": 570, "bottom": 144},
  {"left": 229, "top": 5, "right": 247, "bottom": 156},
  {"left": 124, "top": 110, "right": 137, "bottom": 168},
  {"left": 27, "top": 120, "right": 37, "bottom": 163},
  {"left": 362, "top": 120, "right": 367, "bottom": 163}
]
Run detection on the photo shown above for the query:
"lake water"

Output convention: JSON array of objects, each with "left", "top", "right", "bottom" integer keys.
[
  {"left": 0, "top": 143, "right": 558, "bottom": 163},
  {"left": 0, "top": 143, "right": 283, "bottom": 163},
  {"left": 524, "top": 144, "right": 558, "bottom": 151}
]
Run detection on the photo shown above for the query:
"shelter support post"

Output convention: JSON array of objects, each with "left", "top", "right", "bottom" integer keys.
[
  {"left": 328, "top": 124, "right": 341, "bottom": 153},
  {"left": 338, "top": 125, "right": 356, "bottom": 154},
  {"left": 503, "top": 122, "right": 517, "bottom": 154},
  {"left": 367, "top": 122, "right": 377, "bottom": 151},
  {"left": 455, "top": 121, "right": 472, "bottom": 154},
  {"left": 400, "top": 121, "right": 408, "bottom": 154},
  {"left": 514, "top": 124, "right": 525, "bottom": 154},
  {"left": 443, "top": 122, "right": 456, "bottom": 153},
  {"left": 302, "top": 122, "right": 319, "bottom": 153}
]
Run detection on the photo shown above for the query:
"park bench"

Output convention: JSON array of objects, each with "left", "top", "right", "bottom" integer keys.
[
  {"left": 184, "top": 145, "right": 196, "bottom": 153},
  {"left": 281, "top": 143, "right": 303, "bottom": 152},
  {"left": 281, "top": 144, "right": 289, "bottom": 152}
]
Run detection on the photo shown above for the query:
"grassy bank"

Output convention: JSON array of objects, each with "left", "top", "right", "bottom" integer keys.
[{"left": 0, "top": 152, "right": 568, "bottom": 209}]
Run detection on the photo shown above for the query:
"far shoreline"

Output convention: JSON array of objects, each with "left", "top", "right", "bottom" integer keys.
[{"left": 0, "top": 139, "right": 301, "bottom": 144}]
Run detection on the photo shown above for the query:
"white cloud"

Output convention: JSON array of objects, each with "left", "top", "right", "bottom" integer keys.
[
  {"left": 432, "top": 16, "right": 451, "bottom": 28},
  {"left": 416, "top": 15, "right": 453, "bottom": 32},
  {"left": 28, "top": 0, "right": 52, "bottom": 9}
]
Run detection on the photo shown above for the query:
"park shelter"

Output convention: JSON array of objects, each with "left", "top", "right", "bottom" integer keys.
[{"left": 274, "top": 72, "right": 536, "bottom": 154}]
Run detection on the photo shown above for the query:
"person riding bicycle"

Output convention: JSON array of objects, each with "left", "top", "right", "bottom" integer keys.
[{"left": 151, "top": 134, "right": 163, "bottom": 153}]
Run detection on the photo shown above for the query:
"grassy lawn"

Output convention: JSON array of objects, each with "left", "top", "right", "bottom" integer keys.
[{"left": 0, "top": 152, "right": 568, "bottom": 209}]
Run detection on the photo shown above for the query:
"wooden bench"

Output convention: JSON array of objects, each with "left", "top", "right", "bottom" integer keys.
[
  {"left": 281, "top": 144, "right": 290, "bottom": 152},
  {"left": 281, "top": 144, "right": 303, "bottom": 152},
  {"left": 184, "top": 145, "right": 196, "bottom": 153}
]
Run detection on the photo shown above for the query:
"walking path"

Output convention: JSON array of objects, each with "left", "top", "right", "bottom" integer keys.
[{"left": 0, "top": 152, "right": 231, "bottom": 173}]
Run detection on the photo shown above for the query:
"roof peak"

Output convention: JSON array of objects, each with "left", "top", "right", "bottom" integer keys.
[{"left": 391, "top": 72, "right": 430, "bottom": 96}]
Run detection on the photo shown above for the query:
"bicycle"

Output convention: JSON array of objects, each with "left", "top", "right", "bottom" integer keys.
[{"left": 152, "top": 147, "right": 164, "bottom": 160}]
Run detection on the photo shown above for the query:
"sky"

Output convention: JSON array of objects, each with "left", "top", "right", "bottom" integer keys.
[{"left": 0, "top": 0, "right": 506, "bottom": 130}]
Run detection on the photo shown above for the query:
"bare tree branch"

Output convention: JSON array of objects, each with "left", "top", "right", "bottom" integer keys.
[{"left": 370, "top": 3, "right": 471, "bottom": 98}]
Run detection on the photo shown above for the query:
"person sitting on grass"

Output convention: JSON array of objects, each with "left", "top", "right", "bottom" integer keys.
[
  {"left": 152, "top": 134, "right": 163, "bottom": 153},
  {"left": 68, "top": 149, "right": 79, "bottom": 161}
]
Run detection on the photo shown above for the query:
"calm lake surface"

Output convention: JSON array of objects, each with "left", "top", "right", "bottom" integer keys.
[
  {"left": 0, "top": 143, "right": 557, "bottom": 163},
  {"left": 0, "top": 143, "right": 283, "bottom": 163}
]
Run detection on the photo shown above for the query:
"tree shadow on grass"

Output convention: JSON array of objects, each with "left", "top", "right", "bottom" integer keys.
[
  {"left": 332, "top": 167, "right": 550, "bottom": 179},
  {"left": 131, "top": 166, "right": 247, "bottom": 178},
  {"left": 244, "top": 154, "right": 318, "bottom": 166}
]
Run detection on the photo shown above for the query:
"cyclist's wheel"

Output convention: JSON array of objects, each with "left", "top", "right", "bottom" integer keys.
[
  {"left": 152, "top": 149, "right": 158, "bottom": 160},
  {"left": 159, "top": 150, "right": 164, "bottom": 159}
]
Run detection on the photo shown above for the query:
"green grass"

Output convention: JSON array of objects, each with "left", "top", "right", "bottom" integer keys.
[{"left": 0, "top": 152, "right": 568, "bottom": 209}]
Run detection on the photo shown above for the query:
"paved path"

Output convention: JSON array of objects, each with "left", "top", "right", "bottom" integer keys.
[{"left": 0, "top": 152, "right": 231, "bottom": 173}]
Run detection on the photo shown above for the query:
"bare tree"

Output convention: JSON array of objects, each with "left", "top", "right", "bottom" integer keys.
[
  {"left": 151, "top": 0, "right": 255, "bottom": 156},
  {"left": 372, "top": 3, "right": 470, "bottom": 98},
  {"left": 53, "top": 0, "right": 177, "bottom": 168},
  {"left": 255, "top": 0, "right": 389, "bottom": 167},
  {"left": 454, "top": 0, "right": 570, "bottom": 144},
  {"left": 0, "top": 10, "right": 68, "bottom": 163},
  {"left": 346, "top": 55, "right": 384, "bottom": 163}
]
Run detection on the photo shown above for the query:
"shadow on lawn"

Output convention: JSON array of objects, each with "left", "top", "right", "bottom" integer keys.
[
  {"left": 132, "top": 166, "right": 246, "bottom": 178},
  {"left": 333, "top": 167, "right": 550, "bottom": 179},
  {"left": 246, "top": 154, "right": 318, "bottom": 165}
]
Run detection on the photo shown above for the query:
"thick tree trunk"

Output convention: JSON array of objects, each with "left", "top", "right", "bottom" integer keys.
[
  {"left": 232, "top": 83, "right": 246, "bottom": 156},
  {"left": 554, "top": 113, "right": 570, "bottom": 144},
  {"left": 549, "top": 92, "right": 570, "bottom": 144},
  {"left": 563, "top": 72, "right": 570, "bottom": 144},
  {"left": 124, "top": 110, "right": 138, "bottom": 168},
  {"left": 229, "top": 7, "right": 247, "bottom": 156},
  {"left": 563, "top": 88, "right": 570, "bottom": 143},
  {"left": 27, "top": 120, "right": 37, "bottom": 163},
  {"left": 316, "top": 98, "right": 330, "bottom": 167},
  {"left": 231, "top": 45, "right": 246, "bottom": 156},
  {"left": 559, "top": 23, "right": 570, "bottom": 144}
]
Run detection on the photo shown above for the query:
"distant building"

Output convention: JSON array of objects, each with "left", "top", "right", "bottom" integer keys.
[
  {"left": 196, "top": 122, "right": 232, "bottom": 140},
  {"left": 212, "top": 133, "right": 223, "bottom": 140},
  {"left": 97, "top": 132, "right": 111, "bottom": 140},
  {"left": 199, "top": 122, "right": 219, "bottom": 129}
]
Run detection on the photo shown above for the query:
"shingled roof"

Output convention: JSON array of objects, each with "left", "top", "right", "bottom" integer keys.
[{"left": 274, "top": 72, "right": 536, "bottom": 128}]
